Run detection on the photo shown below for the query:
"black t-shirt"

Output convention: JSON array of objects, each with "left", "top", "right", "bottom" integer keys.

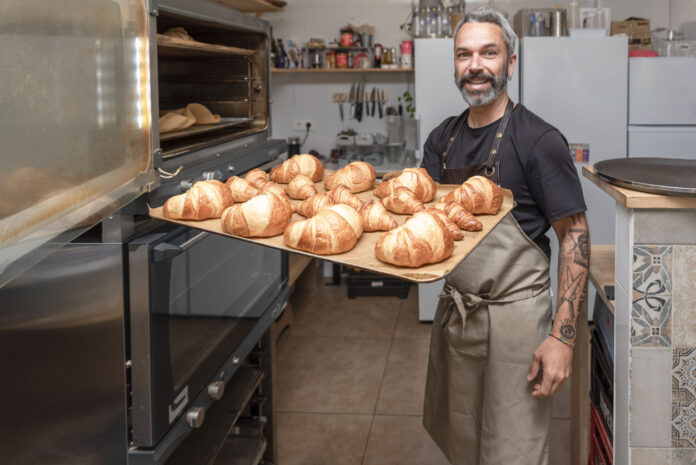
[{"left": 420, "top": 104, "right": 586, "bottom": 257}]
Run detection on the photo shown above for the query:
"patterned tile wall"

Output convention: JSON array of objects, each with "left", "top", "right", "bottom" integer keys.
[
  {"left": 632, "top": 246, "right": 673, "bottom": 347},
  {"left": 673, "top": 347, "right": 696, "bottom": 448}
]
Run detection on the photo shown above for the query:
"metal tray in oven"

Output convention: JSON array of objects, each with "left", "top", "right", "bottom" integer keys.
[
  {"left": 160, "top": 117, "right": 253, "bottom": 141},
  {"left": 594, "top": 158, "right": 696, "bottom": 197}
]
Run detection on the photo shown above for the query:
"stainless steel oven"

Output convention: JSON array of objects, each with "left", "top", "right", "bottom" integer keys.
[{"left": 126, "top": 225, "right": 287, "bottom": 452}]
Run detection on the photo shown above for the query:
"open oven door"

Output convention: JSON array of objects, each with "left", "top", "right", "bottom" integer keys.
[{"left": 0, "top": 0, "right": 158, "bottom": 287}]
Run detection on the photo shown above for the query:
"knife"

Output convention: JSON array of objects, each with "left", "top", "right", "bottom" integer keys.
[
  {"left": 349, "top": 82, "right": 356, "bottom": 120},
  {"left": 370, "top": 87, "right": 376, "bottom": 117},
  {"left": 356, "top": 82, "right": 364, "bottom": 122},
  {"left": 378, "top": 88, "right": 384, "bottom": 119}
]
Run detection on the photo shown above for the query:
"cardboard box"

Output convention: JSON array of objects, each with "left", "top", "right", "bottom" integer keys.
[
  {"left": 629, "top": 43, "right": 653, "bottom": 51},
  {"left": 611, "top": 17, "right": 650, "bottom": 38}
]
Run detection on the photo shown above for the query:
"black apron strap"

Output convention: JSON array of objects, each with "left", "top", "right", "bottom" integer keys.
[{"left": 484, "top": 99, "right": 514, "bottom": 182}]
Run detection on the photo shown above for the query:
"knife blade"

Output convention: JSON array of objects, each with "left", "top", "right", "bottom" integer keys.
[
  {"left": 349, "top": 83, "right": 356, "bottom": 120},
  {"left": 356, "top": 82, "right": 364, "bottom": 122},
  {"left": 370, "top": 87, "right": 376, "bottom": 117},
  {"left": 378, "top": 88, "right": 384, "bottom": 119}
]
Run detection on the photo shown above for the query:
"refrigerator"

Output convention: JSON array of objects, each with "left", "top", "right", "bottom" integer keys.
[
  {"left": 519, "top": 36, "right": 628, "bottom": 316},
  {"left": 628, "top": 57, "right": 696, "bottom": 159},
  {"left": 414, "top": 38, "right": 519, "bottom": 321}
]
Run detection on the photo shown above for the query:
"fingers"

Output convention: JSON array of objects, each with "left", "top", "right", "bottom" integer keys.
[
  {"left": 527, "top": 354, "right": 540, "bottom": 382},
  {"left": 531, "top": 370, "right": 569, "bottom": 398}
]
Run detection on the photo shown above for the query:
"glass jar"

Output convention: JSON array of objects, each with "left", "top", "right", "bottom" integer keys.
[
  {"left": 411, "top": 7, "right": 421, "bottom": 38},
  {"left": 326, "top": 51, "right": 336, "bottom": 69}
]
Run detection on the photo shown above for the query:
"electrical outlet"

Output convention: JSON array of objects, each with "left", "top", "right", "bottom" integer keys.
[{"left": 293, "top": 120, "right": 312, "bottom": 131}]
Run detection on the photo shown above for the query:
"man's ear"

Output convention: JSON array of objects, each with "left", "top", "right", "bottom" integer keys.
[{"left": 507, "top": 53, "right": 517, "bottom": 78}]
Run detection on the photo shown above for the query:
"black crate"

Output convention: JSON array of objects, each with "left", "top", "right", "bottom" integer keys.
[
  {"left": 591, "top": 328, "right": 614, "bottom": 441},
  {"left": 346, "top": 269, "right": 410, "bottom": 299}
]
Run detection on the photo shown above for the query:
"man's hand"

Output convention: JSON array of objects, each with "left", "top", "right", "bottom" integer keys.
[{"left": 526, "top": 336, "right": 573, "bottom": 398}]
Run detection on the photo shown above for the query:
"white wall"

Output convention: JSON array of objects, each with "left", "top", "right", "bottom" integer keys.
[{"left": 265, "top": 0, "right": 676, "bottom": 155}]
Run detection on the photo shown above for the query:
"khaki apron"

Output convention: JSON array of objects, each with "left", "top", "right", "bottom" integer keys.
[{"left": 423, "top": 100, "right": 553, "bottom": 465}]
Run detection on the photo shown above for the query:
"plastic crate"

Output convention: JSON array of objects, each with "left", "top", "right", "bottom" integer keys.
[
  {"left": 590, "top": 328, "right": 614, "bottom": 440},
  {"left": 346, "top": 268, "right": 410, "bottom": 299},
  {"left": 593, "top": 294, "right": 615, "bottom": 365},
  {"left": 589, "top": 404, "right": 613, "bottom": 465}
]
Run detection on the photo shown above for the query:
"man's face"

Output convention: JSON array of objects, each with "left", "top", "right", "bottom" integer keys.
[{"left": 453, "top": 22, "right": 516, "bottom": 107}]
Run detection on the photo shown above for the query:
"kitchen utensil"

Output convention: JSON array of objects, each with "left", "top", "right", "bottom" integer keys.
[
  {"left": 378, "top": 89, "right": 385, "bottom": 118},
  {"left": 356, "top": 82, "right": 364, "bottom": 122},
  {"left": 349, "top": 82, "right": 356, "bottom": 120},
  {"left": 550, "top": 8, "right": 567, "bottom": 36},
  {"left": 594, "top": 158, "right": 696, "bottom": 196}
]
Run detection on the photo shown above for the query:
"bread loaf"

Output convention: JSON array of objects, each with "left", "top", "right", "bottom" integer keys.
[
  {"left": 359, "top": 200, "right": 398, "bottom": 232},
  {"left": 374, "top": 168, "right": 436, "bottom": 202},
  {"left": 380, "top": 186, "right": 425, "bottom": 215},
  {"left": 225, "top": 176, "right": 259, "bottom": 203},
  {"left": 163, "top": 180, "right": 233, "bottom": 220},
  {"left": 296, "top": 192, "right": 334, "bottom": 217},
  {"left": 244, "top": 168, "right": 269, "bottom": 189},
  {"left": 324, "top": 161, "right": 376, "bottom": 193},
  {"left": 375, "top": 211, "right": 454, "bottom": 267},
  {"left": 286, "top": 174, "right": 318, "bottom": 200},
  {"left": 270, "top": 154, "right": 324, "bottom": 183},
  {"left": 221, "top": 193, "right": 293, "bottom": 237},
  {"left": 432, "top": 202, "right": 483, "bottom": 231},
  {"left": 439, "top": 175, "right": 503, "bottom": 215},
  {"left": 328, "top": 184, "right": 364, "bottom": 210}
]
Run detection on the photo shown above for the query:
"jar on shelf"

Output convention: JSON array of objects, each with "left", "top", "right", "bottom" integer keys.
[
  {"left": 326, "top": 50, "right": 336, "bottom": 69},
  {"left": 336, "top": 51, "right": 348, "bottom": 69},
  {"left": 340, "top": 27, "right": 353, "bottom": 47}
]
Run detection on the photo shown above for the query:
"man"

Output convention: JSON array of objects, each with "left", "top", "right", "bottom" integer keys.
[{"left": 420, "top": 7, "right": 590, "bottom": 465}]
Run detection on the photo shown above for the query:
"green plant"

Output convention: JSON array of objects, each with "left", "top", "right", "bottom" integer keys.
[{"left": 399, "top": 91, "right": 416, "bottom": 118}]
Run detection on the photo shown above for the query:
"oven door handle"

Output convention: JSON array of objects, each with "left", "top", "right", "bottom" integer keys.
[{"left": 152, "top": 231, "right": 210, "bottom": 263}]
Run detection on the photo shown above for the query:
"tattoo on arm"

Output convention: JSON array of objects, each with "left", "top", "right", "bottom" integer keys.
[{"left": 554, "top": 214, "right": 590, "bottom": 343}]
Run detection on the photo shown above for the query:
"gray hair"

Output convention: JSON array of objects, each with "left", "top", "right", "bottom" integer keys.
[{"left": 453, "top": 7, "right": 518, "bottom": 60}]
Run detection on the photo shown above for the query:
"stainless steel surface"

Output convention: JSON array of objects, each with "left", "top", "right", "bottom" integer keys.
[
  {"left": 550, "top": 9, "right": 567, "bottom": 37},
  {"left": 0, "top": 0, "right": 157, "bottom": 287},
  {"left": 186, "top": 408, "right": 206, "bottom": 428},
  {"left": 0, "top": 243, "right": 127, "bottom": 465},
  {"left": 594, "top": 158, "right": 696, "bottom": 196},
  {"left": 159, "top": 118, "right": 253, "bottom": 142},
  {"left": 207, "top": 381, "right": 225, "bottom": 400}
]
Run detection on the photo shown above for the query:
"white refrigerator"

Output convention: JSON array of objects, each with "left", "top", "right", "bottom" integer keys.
[
  {"left": 414, "top": 38, "right": 519, "bottom": 321},
  {"left": 519, "top": 36, "right": 628, "bottom": 316},
  {"left": 628, "top": 57, "right": 696, "bottom": 160}
]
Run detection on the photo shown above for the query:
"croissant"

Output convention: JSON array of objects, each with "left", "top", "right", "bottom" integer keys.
[
  {"left": 423, "top": 208, "right": 464, "bottom": 241},
  {"left": 380, "top": 186, "right": 425, "bottom": 215},
  {"left": 439, "top": 175, "right": 503, "bottom": 215},
  {"left": 284, "top": 204, "right": 363, "bottom": 255},
  {"left": 324, "top": 161, "right": 376, "bottom": 193},
  {"left": 244, "top": 168, "right": 269, "bottom": 190},
  {"left": 261, "top": 181, "right": 288, "bottom": 198},
  {"left": 225, "top": 176, "right": 259, "bottom": 202},
  {"left": 163, "top": 180, "right": 233, "bottom": 220},
  {"left": 375, "top": 211, "right": 454, "bottom": 267},
  {"left": 432, "top": 202, "right": 483, "bottom": 231},
  {"left": 286, "top": 174, "right": 318, "bottom": 200},
  {"left": 270, "top": 154, "right": 324, "bottom": 183},
  {"left": 359, "top": 200, "right": 398, "bottom": 232},
  {"left": 374, "top": 168, "right": 436, "bottom": 202},
  {"left": 328, "top": 184, "right": 364, "bottom": 210},
  {"left": 296, "top": 192, "right": 334, "bottom": 217},
  {"left": 221, "top": 193, "right": 293, "bottom": 238}
]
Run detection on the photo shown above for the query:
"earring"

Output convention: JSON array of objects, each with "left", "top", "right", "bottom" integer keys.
[{"left": 508, "top": 75, "right": 513, "bottom": 81}]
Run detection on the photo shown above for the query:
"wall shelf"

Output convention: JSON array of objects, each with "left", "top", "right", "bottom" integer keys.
[
  {"left": 272, "top": 68, "right": 413, "bottom": 74},
  {"left": 208, "top": 0, "right": 284, "bottom": 13}
]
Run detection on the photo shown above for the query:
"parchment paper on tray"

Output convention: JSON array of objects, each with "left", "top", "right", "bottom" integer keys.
[{"left": 149, "top": 184, "right": 514, "bottom": 283}]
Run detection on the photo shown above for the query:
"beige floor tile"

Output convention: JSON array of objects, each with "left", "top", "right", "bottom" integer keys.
[
  {"left": 549, "top": 418, "right": 570, "bottom": 465},
  {"left": 276, "top": 412, "right": 372, "bottom": 465},
  {"left": 292, "top": 292, "right": 400, "bottom": 339},
  {"left": 276, "top": 335, "right": 391, "bottom": 413},
  {"left": 376, "top": 337, "right": 430, "bottom": 415},
  {"left": 362, "top": 415, "right": 451, "bottom": 465},
  {"left": 551, "top": 379, "right": 571, "bottom": 419},
  {"left": 394, "top": 287, "right": 434, "bottom": 340}
]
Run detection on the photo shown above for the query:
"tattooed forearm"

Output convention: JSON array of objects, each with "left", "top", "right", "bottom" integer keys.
[{"left": 552, "top": 213, "right": 591, "bottom": 344}]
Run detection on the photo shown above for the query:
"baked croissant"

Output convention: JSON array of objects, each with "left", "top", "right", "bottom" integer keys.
[
  {"left": 432, "top": 202, "right": 483, "bottom": 231},
  {"left": 261, "top": 181, "right": 288, "bottom": 198},
  {"left": 439, "top": 175, "right": 503, "bottom": 215},
  {"left": 225, "top": 176, "right": 259, "bottom": 202},
  {"left": 221, "top": 193, "right": 293, "bottom": 238},
  {"left": 163, "top": 180, "right": 233, "bottom": 220},
  {"left": 359, "top": 200, "right": 398, "bottom": 232},
  {"left": 284, "top": 204, "right": 363, "bottom": 255},
  {"left": 375, "top": 211, "right": 454, "bottom": 267},
  {"left": 324, "top": 161, "right": 376, "bottom": 193},
  {"left": 380, "top": 186, "right": 425, "bottom": 215},
  {"left": 374, "top": 167, "right": 436, "bottom": 202},
  {"left": 328, "top": 184, "right": 364, "bottom": 210},
  {"left": 244, "top": 168, "right": 269, "bottom": 189},
  {"left": 286, "top": 174, "right": 318, "bottom": 200},
  {"left": 296, "top": 192, "right": 334, "bottom": 217},
  {"left": 423, "top": 208, "right": 464, "bottom": 241},
  {"left": 270, "top": 154, "right": 324, "bottom": 183}
]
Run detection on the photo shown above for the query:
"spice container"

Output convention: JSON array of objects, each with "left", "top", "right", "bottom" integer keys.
[
  {"left": 340, "top": 27, "right": 353, "bottom": 46},
  {"left": 336, "top": 51, "right": 348, "bottom": 69},
  {"left": 326, "top": 50, "right": 336, "bottom": 69}
]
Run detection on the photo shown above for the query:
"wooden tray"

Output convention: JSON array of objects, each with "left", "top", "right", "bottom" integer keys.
[{"left": 149, "top": 182, "right": 514, "bottom": 283}]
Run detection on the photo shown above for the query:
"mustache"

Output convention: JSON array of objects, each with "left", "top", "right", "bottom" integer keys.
[{"left": 457, "top": 73, "right": 496, "bottom": 90}]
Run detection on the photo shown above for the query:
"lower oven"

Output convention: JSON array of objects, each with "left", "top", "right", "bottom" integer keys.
[{"left": 126, "top": 222, "right": 287, "bottom": 463}]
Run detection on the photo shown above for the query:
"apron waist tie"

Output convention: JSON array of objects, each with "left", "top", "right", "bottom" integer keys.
[{"left": 439, "top": 281, "right": 550, "bottom": 328}]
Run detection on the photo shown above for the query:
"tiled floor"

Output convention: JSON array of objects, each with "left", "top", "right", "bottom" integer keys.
[{"left": 274, "top": 265, "right": 571, "bottom": 465}]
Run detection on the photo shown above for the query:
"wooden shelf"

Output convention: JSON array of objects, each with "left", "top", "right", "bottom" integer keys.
[
  {"left": 272, "top": 68, "right": 414, "bottom": 74},
  {"left": 208, "top": 0, "right": 284, "bottom": 13},
  {"left": 589, "top": 244, "right": 615, "bottom": 315}
]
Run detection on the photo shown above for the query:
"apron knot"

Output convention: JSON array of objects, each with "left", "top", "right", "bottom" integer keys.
[{"left": 439, "top": 284, "right": 489, "bottom": 327}]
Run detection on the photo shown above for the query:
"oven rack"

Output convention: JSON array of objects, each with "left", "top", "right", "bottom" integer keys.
[
  {"left": 160, "top": 117, "right": 253, "bottom": 142},
  {"left": 157, "top": 34, "right": 255, "bottom": 57},
  {"left": 214, "top": 435, "right": 266, "bottom": 465}
]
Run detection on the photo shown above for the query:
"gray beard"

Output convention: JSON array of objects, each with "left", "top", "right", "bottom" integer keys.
[{"left": 456, "top": 69, "right": 508, "bottom": 107}]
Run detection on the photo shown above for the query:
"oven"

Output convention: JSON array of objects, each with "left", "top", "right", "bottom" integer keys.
[{"left": 0, "top": 1, "right": 289, "bottom": 464}]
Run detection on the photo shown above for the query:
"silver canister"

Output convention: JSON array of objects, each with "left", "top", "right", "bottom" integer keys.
[{"left": 550, "top": 9, "right": 567, "bottom": 37}]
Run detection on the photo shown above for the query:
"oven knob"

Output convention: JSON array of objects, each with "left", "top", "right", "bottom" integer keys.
[
  {"left": 186, "top": 407, "right": 205, "bottom": 429},
  {"left": 207, "top": 381, "right": 225, "bottom": 400}
]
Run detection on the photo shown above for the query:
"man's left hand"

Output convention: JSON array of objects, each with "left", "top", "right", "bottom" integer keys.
[{"left": 526, "top": 336, "right": 573, "bottom": 398}]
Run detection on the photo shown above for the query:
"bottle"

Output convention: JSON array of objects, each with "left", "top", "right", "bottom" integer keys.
[
  {"left": 568, "top": 0, "right": 580, "bottom": 29},
  {"left": 411, "top": 7, "right": 421, "bottom": 38}
]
